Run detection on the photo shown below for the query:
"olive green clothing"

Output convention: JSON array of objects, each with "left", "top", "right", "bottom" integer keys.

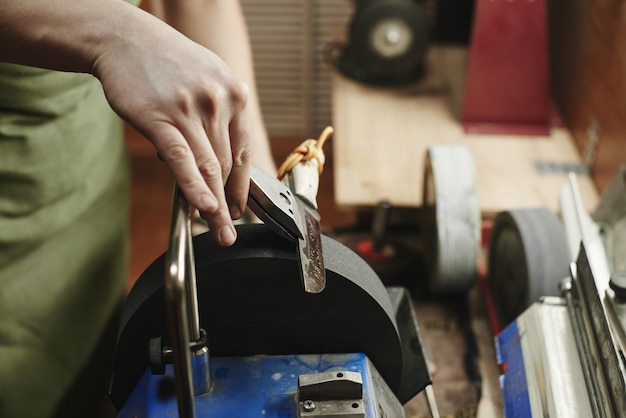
[{"left": 0, "top": 62, "right": 129, "bottom": 417}]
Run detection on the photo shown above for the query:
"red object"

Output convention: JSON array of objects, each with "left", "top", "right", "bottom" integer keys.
[
  {"left": 478, "top": 219, "right": 503, "bottom": 336},
  {"left": 461, "top": 0, "right": 551, "bottom": 135},
  {"left": 478, "top": 266, "right": 503, "bottom": 337},
  {"left": 356, "top": 239, "right": 390, "bottom": 261}
]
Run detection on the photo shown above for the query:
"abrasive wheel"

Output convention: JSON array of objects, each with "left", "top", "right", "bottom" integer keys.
[
  {"left": 488, "top": 208, "right": 571, "bottom": 327},
  {"left": 422, "top": 144, "right": 480, "bottom": 293},
  {"left": 110, "top": 224, "right": 414, "bottom": 409}
]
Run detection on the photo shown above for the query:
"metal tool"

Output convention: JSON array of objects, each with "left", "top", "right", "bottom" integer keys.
[
  {"left": 280, "top": 149, "right": 326, "bottom": 294},
  {"left": 249, "top": 156, "right": 326, "bottom": 294},
  {"left": 164, "top": 185, "right": 213, "bottom": 418},
  {"left": 248, "top": 165, "right": 303, "bottom": 242}
]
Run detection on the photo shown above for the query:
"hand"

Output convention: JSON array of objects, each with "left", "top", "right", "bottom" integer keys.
[{"left": 93, "top": 8, "right": 251, "bottom": 246}]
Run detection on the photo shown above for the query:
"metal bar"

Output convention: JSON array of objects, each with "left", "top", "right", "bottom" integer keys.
[
  {"left": 184, "top": 204, "right": 201, "bottom": 342},
  {"left": 575, "top": 245, "right": 626, "bottom": 416},
  {"left": 372, "top": 199, "right": 391, "bottom": 253},
  {"left": 165, "top": 184, "right": 196, "bottom": 418},
  {"left": 560, "top": 274, "right": 609, "bottom": 418},
  {"left": 424, "top": 384, "right": 440, "bottom": 418}
]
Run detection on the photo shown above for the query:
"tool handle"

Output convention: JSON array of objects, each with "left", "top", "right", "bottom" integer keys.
[{"left": 287, "top": 139, "right": 324, "bottom": 209}]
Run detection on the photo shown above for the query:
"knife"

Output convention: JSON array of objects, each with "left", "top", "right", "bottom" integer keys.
[{"left": 280, "top": 139, "right": 326, "bottom": 294}]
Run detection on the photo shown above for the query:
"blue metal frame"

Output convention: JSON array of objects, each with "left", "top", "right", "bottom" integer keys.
[
  {"left": 118, "top": 352, "right": 377, "bottom": 418},
  {"left": 496, "top": 320, "right": 532, "bottom": 418}
]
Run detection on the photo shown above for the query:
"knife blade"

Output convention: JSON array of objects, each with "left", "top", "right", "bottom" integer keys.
[
  {"left": 282, "top": 141, "right": 326, "bottom": 293},
  {"left": 248, "top": 165, "right": 303, "bottom": 242}
]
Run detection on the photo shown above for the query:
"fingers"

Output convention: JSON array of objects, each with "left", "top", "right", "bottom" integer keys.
[
  {"left": 103, "top": 32, "right": 253, "bottom": 247},
  {"left": 196, "top": 114, "right": 238, "bottom": 246},
  {"left": 151, "top": 121, "right": 237, "bottom": 248},
  {"left": 224, "top": 98, "right": 252, "bottom": 220},
  {"left": 194, "top": 80, "right": 251, "bottom": 242}
]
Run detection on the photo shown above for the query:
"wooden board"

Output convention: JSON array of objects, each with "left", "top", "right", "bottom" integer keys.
[
  {"left": 332, "top": 72, "right": 599, "bottom": 217},
  {"left": 549, "top": 0, "right": 626, "bottom": 195}
]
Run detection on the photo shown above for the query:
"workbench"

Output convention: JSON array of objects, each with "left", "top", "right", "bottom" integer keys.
[{"left": 331, "top": 69, "right": 599, "bottom": 217}]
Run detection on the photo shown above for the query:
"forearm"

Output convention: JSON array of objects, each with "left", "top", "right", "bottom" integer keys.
[
  {"left": 0, "top": 0, "right": 150, "bottom": 74},
  {"left": 156, "top": 0, "right": 276, "bottom": 173},
  {"left": 0, "top": 0, "right": 256, "bottom": 246}
]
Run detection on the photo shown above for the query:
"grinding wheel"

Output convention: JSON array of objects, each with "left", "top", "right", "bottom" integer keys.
[
  {"left": 110, "top": 224, "right": 408, "bottom": 409},
  {"left": 488, "top": 208, "right": 571, "bottom": 327},
  {"left": 422, "top": 144, "right": 480, "bottom": 293},
  {"left": 337, "top": 0, "right": 430, "bottom": 86}
]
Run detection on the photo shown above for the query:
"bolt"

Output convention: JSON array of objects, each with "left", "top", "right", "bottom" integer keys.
[
  {"left": 302, "top": 400, "right": 316, "bottom": 412},
  {"left": 384, "top": 28, "right": 400, "bottom": 46}
]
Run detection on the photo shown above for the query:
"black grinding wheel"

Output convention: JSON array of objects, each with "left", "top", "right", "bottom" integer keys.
[
  {"left": 110, "top": 224, "right": 408, "bottom": 409},
  {"left": 338, "top": 0, "right": 430, "bottom": 86},
  {"left": 488, "top": 208, "right": 571, "bottom": 327}
]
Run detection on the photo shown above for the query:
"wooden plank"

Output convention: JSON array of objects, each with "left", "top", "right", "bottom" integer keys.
[
  {"left": 549, "top": 0, "right": 626, "bottom": 194},
  {"left": 332, "top": 73, "right": 599, "bottom": 217}
]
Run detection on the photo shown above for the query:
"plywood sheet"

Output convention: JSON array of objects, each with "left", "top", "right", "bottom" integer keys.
[{"left": 332, "top": 73, "right": 599, "bottom": 217}]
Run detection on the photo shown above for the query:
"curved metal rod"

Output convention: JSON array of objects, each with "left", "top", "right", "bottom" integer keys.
[{"left": 164, "top": 184, "right": 200, "bottom": 418}]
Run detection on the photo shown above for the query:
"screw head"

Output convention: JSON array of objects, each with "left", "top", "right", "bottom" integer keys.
[{"left": 302, "top": 400, "right": 316, "bottom": 412}]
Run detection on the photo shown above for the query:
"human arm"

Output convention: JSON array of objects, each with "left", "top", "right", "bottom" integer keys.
[{"left": 0, "top": 0, "right": 250, "bottom": 246}]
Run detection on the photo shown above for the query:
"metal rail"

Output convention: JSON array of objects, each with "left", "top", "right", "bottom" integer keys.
[{"left": 164, "top": 184, "right": 201, "bottom": 418}]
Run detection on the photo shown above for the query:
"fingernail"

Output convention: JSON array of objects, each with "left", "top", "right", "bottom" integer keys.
[
  {"left": 200, "top": 194, "right": 217, "bottom": 211},
  {"left": 219, "top": 225, "right": 237, "bottom": 246},
  {"left": 229, "top": 205, "right": 242, "bottom": 220}
]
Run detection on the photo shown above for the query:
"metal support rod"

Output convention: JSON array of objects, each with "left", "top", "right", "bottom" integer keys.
[
  {"left": 164, "top": 184, "right": 199, "bottom": 418},
  {"left": 372, "top": 199, "right": 391, "bottom": 253},
  {"left": 185, "top": 206, "right": 201, "bottom": 342},
  {"left": 424, "top": 384, "right": 440, "bottom": 418}
]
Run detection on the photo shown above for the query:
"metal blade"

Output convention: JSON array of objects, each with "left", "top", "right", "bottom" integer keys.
[
  {"left": 248, "top": 165, "right": 325, "bottom": 293},
  {"left": 296, "top": 201, "right": 325, "bottom": 293},
  {"left": 248, "top": 166, "right": 303, "bottom": 241}
]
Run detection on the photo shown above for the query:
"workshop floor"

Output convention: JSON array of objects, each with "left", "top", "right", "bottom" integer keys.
[{"left": 126, "top": 125, "right": 503, "bottom": 418}]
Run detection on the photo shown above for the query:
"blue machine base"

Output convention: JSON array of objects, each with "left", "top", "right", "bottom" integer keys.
[
  {"left": 118, "top": 352, "right": 378, "bottom": 417},
  {"left": 496, "top": 320, "right": 532, "bottom": 418}
]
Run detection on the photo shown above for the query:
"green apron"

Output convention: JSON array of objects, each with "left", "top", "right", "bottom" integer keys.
[{"left": 0, "top": 47, "right": 132, "bottom": 418}]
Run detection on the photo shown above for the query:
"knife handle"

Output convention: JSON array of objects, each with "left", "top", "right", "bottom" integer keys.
[{"left": 285, "top": 139, "right": 324, "bottom": 209}]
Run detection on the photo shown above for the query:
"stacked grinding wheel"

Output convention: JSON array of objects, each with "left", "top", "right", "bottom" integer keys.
[{"left": 422, "top": 144, "right": 481, "bottom": 293}]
